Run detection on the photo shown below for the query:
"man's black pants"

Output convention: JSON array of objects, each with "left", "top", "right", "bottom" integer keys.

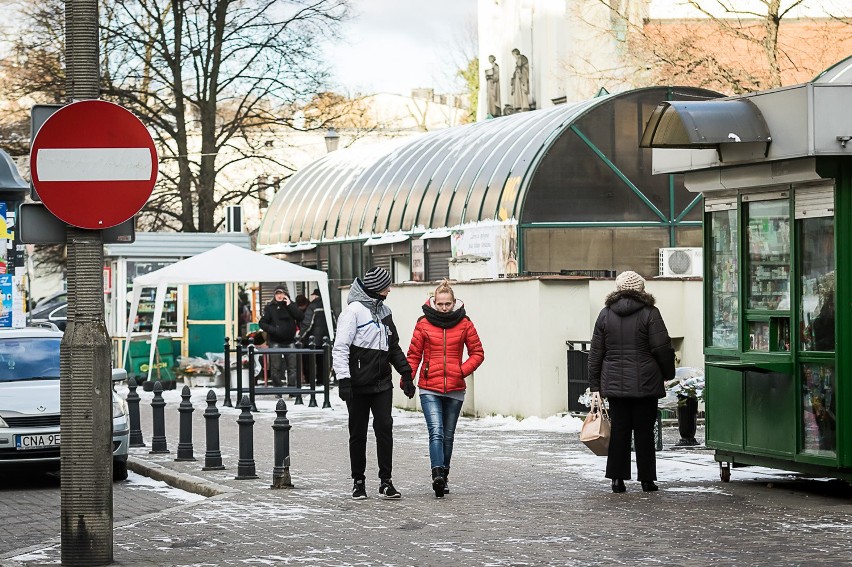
[
  {"left": 347, "top": 388, "right": 393, "bottom": 482},
  {"left": 605, "top": 396, "right": 658, "bottom": 482}
]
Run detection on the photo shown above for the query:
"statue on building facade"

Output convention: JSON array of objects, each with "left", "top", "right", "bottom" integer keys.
[
  {"left": 510, "top": 48, "right": 530, "bottom": 112},
  {"left": 485, "top": 55, "right": 502, "bottom": 117}
]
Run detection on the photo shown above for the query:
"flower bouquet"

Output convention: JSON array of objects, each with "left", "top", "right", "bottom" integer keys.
[{"left": 661, "top": 367, "right": 704, "bottom": 409}]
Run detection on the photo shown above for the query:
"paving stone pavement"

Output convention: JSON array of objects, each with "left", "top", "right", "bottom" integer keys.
[{"left": 3, "top": 386, "right": 852, "bottom": 566}]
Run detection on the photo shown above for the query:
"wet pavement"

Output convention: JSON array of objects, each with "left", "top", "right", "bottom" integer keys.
[{"left": 3, "top": 386, "right": 851, "bottom": 566}]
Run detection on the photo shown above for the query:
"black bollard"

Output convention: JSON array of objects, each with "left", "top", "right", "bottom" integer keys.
[
  {"left": 223, "top": 337, "right": 233, "bottom": 408},
  {"left": 235, "top": 342, "right": 244, "bottom": 405},
  {"left": 202, "top": 390, "right": 225, "bottom": 470},
  {"left": 292, "top": 342, "right": 304, "bottom": 407},
  {"left": 271, "top": 398, "right": 294, "bottom": 489},
  {"left": 294, "top": 338, "right": 303, "bottom": 390},
  {"left": 307, "top": 337, "right": 318, "bottom": 408},
  {"left": 235, "top": 395, "right": 258, "bottom": 480},
  {"left": 322, "top": 337, "right": 332, "bottom": 409},
  {"left": 247, "top": 345, "right": 258, "bottom": 411},
  {"left": 149, "top": 381, "right": 169, "bottom": 454},
  {"left": 175, "top": 386, "right": 196, "bottom": 461},
  {"left": 127, "top": 377, "right": 146, "bottom": 447}
]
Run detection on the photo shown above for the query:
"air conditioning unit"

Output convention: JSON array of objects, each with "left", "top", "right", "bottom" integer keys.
[{"left": 659, "top": 247, "right": 703, "bottom": 277}]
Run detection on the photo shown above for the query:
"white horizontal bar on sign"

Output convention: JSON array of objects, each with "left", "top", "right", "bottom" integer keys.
[{"left": 36, "top": 148, "right": 153, "bottom": 181}]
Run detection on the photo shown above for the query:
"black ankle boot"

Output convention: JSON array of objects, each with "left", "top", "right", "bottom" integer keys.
[
  {"left": 442, "top": 467, "right": 450, "bottom": 494},
  {"left": 641, "top": 481, "right": 659, "bottom": 492},
  {"left": 431, "top": 467, "right": 446, "bottom": 498},
  {"left": 611, "top": 478, "right": 626, "bottom": 493}
]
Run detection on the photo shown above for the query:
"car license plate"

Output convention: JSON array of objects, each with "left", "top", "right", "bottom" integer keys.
[{"left": 15, "top": 433, "right": 61, "bottom": 450}]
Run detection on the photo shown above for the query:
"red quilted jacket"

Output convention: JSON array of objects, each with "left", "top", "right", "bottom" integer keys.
[{"left": 406, "top": 299, "right": 485, "bottom": 393}]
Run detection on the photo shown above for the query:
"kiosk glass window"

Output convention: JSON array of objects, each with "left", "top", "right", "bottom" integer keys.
[
  {"left": 801, "top": 363, "right": 836, "bottom": 455},
  {"left": 746, "top": 200, "right": 790, "bottom": 311},
  {"left": 127, "top": 260, "right": 180, "bottom": 334},
  {"left": 709, "top": 209, "right": 738, "bottom": 348},
  {"left": 799, "top": 216, "right": 835, "bottom": 352}
]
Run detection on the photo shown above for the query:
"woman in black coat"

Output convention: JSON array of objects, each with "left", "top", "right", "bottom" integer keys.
[{"left": 588, "top": 271, "right": 675, "bottom": 493}]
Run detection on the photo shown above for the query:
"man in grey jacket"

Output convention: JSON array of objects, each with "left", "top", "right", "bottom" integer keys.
[{"left": 332, "top": 267, "right": 414, "bottom": 499}]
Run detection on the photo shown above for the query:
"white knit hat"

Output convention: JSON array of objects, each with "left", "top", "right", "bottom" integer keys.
[{"left": 615, "top": 270, "right": 645, "bottom": 292}]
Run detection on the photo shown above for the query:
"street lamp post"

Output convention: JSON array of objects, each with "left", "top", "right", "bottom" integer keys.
[{"left": 324, "top": 128, "right": 340, "bottom": 153}]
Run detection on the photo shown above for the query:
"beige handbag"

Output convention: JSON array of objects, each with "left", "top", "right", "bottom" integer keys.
[{"left": 579, "top": 392, "right": 611, "bottom": 456}]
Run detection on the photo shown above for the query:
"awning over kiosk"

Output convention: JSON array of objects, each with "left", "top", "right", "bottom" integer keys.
[{"left": 639, "top": 99, "right": 771, "bottom": 150}]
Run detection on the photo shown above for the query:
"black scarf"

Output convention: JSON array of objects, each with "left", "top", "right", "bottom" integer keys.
[{"left": 422, "top": 303, "right": 466, "bottom": 329}]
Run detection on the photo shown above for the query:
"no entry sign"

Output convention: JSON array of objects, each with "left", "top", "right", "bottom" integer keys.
[{"left": 30, "top": 100, "right": 157, "bottom": 229}]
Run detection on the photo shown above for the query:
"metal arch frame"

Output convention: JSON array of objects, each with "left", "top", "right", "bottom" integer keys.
[
  {"left": 287, "top": 156, "right": 341, "bottom": 242},
  {"left": 357, "top": 134, "right": 443, "bottom": 236},
  {"left": 374, "top": 135, "right": 445, "bottom": 233},
  {"left": 397, "top": 134, "right": 463, "bottom": 232},
  {"left": 309, "top": 157, "right": 368, "bottom": 241},
  {"left": 258, "top": 87, "right": 717, "bottom": 257},
  {"left": 486, "top": 104, "right": 599, "bottom": 223},
  {"left": 442, "top": 117, "right": 526, "bottom": 227},
  {"left": 511, "top": 88, "right": 712, "bottom": 272}
]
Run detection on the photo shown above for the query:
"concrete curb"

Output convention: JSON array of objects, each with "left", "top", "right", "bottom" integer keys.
[{"left": 127, "top": 456, "right": 238, "bottom": 498}]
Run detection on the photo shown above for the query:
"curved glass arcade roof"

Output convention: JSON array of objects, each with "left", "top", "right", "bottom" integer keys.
[{"left": 257, "top": 86, "right": 719, "bottom": 249}]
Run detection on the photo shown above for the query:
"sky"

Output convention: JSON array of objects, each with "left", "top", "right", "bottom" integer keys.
[{"left": 324, "top": 0, "right": 478, "bottom": 96}]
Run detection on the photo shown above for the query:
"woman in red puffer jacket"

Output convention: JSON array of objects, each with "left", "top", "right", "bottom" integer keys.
[{"left": 405, "top": 280, "right": 484, "bottom": 498}]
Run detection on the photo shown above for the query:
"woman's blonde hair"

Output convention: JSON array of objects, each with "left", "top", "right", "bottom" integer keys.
[{"left": 434, "top": 279, "right": 455, "bottom": 301}]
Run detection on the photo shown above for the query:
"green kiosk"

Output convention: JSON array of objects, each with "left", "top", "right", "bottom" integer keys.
[{"left": 640, "top": 57, "right": 852, "bottom": 482}]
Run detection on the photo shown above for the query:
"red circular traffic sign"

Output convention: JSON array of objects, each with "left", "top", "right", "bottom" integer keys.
[{"left": 30, "top": 100, "right": 158, "bottom": 229}]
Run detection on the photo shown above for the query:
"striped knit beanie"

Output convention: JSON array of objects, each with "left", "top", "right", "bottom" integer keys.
[{"left": 363, "top": 267, "right": 392, "bottom": 293}]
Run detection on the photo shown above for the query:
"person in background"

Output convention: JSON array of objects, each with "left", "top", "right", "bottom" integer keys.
[
  {"left": 406, "top": 279, "right": 484, "bottom": 497},
  {"left": 298, "top": 289, "right": 331, "bottom": 384},
  {"left": 237, "top": 287, "right": 252, "bottom": 338},
  {"left": 259, "top": 286, "right": 304, "bottom": 387},
  {"left": 588, "top": 271, "right": 675, "bottom": 493},
  {"left": 332, "top": 267, "right": 413, "bottom": 500},
  {"left": 293, "top": 293, "right": 311, "bottom": 383},
  {"left": 295, "top": 294, "right": 309, "bottom": 314}
]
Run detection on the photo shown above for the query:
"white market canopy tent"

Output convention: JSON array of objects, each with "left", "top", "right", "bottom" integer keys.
[{"left": 124, "top": 243, "right": 335, "bottom": 379}]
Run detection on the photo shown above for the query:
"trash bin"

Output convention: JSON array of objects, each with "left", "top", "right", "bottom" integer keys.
[
  {"left": 566, "top": 341, "right": 590, "bottom": 413},
  {"left": 126, "top": 337, "right": 176, "bottom": 389},
  {"left": 676, "top": 395, "right": 699, "bottom": 446}
]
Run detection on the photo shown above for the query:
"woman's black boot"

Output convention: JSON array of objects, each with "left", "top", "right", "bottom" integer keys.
[
  {"left": 641, "top": 481, "right": 659, "bottom": 492},
  {"left": 431, "top": 467, "right": 446, "bottom": 498},
  {"left": 442, "top": 467, "right": 450, "bottom": 494},
  {"left": 611, "top": 478, "right": 626, "bottom": 493}
]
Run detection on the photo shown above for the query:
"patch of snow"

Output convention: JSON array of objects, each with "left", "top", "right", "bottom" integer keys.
[
  {"left": 465, "top": 413, "right": 583, "bottom": 433},
  {"left": 125, "top": 471, "right": 207, "bottom": 503}
]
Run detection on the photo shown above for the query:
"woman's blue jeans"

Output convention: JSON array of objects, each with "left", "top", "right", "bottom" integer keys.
[{"left": 419, "top": 393, "right": 464, "bottom": 469}]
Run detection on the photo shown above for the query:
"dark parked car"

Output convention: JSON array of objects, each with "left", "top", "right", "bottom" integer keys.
[{"left": 28, "top": 302, "right": 67, "bottom": 332}]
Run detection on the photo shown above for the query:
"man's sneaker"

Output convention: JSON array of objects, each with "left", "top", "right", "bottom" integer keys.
[
  {"left": 378, "top": 479, "right": 401, "bottom": 499},
  {"left": 352, "top": 479, "right": 367, "bottom": 500}
]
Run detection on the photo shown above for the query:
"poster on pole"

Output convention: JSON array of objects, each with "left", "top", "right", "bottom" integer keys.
[{"left": 0, "top": 274, "right": 12, "bottom": 327}]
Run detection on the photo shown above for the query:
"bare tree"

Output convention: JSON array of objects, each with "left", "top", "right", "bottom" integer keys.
[
  {"left": 569, "top": 0, "right": 851, "bottom": 95},
  {"left": 0, "top": 0, "right": 66, "bottom": 156},
  {"left": 101, "top": 0, "right": 350, "bottom": 232}
]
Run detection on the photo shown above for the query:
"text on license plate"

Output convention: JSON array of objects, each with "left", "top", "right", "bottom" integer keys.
[{"left": 15, "top": 433, "right": 61, "bottom": 450}]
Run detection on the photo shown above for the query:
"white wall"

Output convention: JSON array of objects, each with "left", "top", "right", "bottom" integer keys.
[{"left": 341, "top": 276, "right": 703, "bottom": 418}]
